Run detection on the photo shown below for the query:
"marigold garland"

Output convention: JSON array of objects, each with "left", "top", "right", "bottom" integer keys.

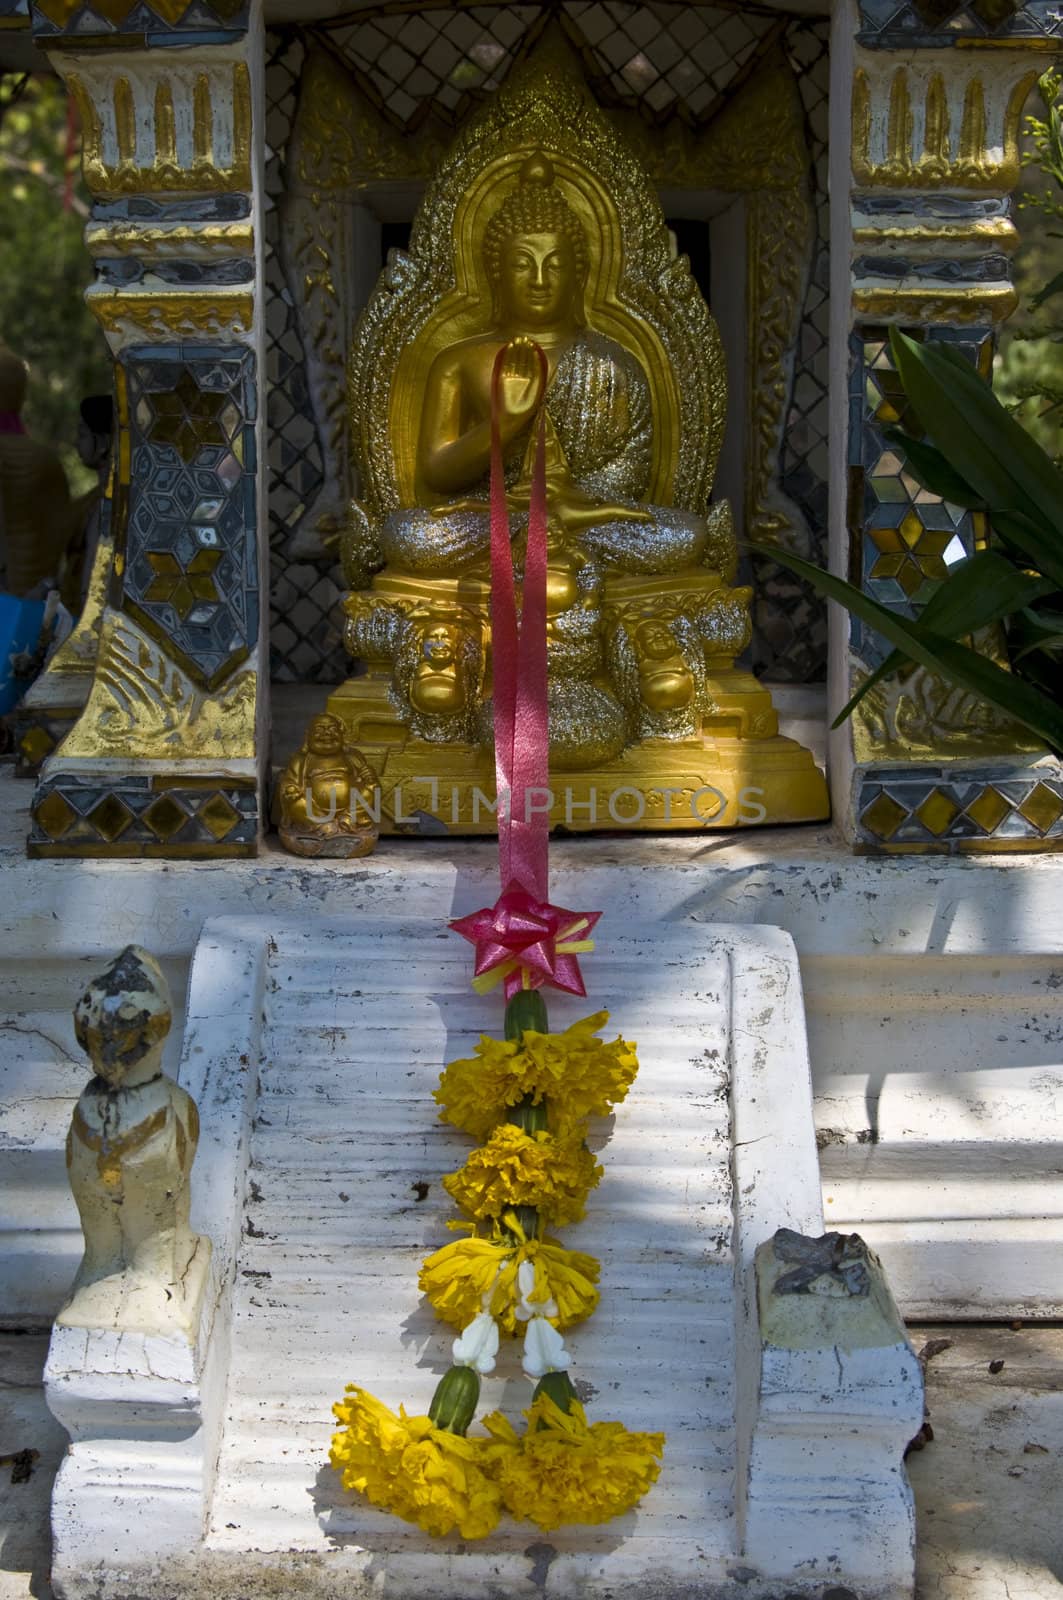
[
  {"left": 329, "top": 1386, "right": 506, "bottom": 1539},
  {"left": 435, "top": 1010, "right": 639, "bottom": 1141},
  {"left": 329, "top": 996, "right": 664, "bottom": 1535},
  {"left": 442, "top": 1122, "right": 601, "bottom": 1227},
  {"left": 419, "top": 1222, "right": 601, "bottom": 1336},
  {"left": 483, "top": 1393, "right": 665, "bottom": 1530}
]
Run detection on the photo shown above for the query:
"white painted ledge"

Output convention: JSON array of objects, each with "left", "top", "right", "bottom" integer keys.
[{"left": 743, "top": 1237, "right": 923, "bottom": 1592}]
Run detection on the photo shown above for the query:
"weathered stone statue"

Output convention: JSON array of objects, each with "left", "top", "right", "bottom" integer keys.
[
  {"left": 58, "top": 945, "right": 210, "bottom": 1340},
  {"left": 0, "top": 344, "right": 73, "bottom": 597},
  {"left": 278, "top": 711, "right": 380, "bottom": 858},
  {"left": 323, "top": 48, "right": 828, "bottom": 829}
]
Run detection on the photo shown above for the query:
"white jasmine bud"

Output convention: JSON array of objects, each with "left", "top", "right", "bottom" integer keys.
[
  {"left": 515, "top": 1259, "right": 558, "bottom": 1322},
  {"left": 452, "top": 1309, "right": 500, "bottom": 1375},
  {"left": 522, "top": 1314, "right": 571, "bottom": 1379}
]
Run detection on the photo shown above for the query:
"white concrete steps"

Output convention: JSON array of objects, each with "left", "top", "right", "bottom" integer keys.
[
  {"left": 205, "top": 921, "right": 744, "bottom": 1581},
  {"left": 34, "top": 917, "right": 924, "bottom": 1599},
  {"left": 805, "top": 952, "right": 1063, "bottom": 1315}
]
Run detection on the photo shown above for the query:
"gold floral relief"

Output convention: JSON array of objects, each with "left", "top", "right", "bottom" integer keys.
[{"left": 60, "top": 609, "right": 256, "bottom": 761}]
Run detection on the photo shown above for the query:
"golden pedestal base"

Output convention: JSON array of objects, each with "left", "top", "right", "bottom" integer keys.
[{"left": 325, "top": 675, "right": 829, "bottom": 834}]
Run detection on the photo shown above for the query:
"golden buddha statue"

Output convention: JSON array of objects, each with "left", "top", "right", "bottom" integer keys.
[{"left": 323, "top": 47, "right": 828, "bottom": 831}]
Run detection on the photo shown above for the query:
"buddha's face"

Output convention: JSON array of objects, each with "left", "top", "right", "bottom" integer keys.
[
  {"left": 308, "top": 716, "right": 344, "bottom": 756},
  {"left": 497, "top": 231, "right": 579, "bottom": 329}
]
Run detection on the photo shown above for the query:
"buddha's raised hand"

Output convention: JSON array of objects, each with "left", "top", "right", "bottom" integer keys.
[{"left": 496, "top": 335, "right": 546, "bottom": 429}]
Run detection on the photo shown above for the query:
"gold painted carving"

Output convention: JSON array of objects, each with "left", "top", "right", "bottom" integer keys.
[
  {"left": 852, "top": 654, "right": 1041, "bottom": 763},
  {"left": 853, "top": 63, "right": 1039, "bottom": 190},
  {"left": 59, "top": 609, "right": 256, "bottom": 761},
  {"left": 66, "top": 61, "right": 252, "bottom": 198},
  {"left": 348, "top": 37, "right": 727, "bottom": 531},
  {"left": 37, "top": 0, "right": 244, "bottom": 23},
  {"left": 852, "top": 284, "right": 1019, "bottom": 322},
  {"left": 609, "top": 49, "right": 813, "bottom": 548},
  {"left": 87, "top": 287, "right": 253, "bottom": 341},
  {"left": 84, "top": 219, "right": 254, "bottom": 259},
  {"left": 46, "top": 504, "right": 115, "bottom": 677},
  {"left": 322, "top": 35, "right": 828, "bottom": 827},
  {"left": 851, "top": 216, "right": 1019, "bottom": 250}
]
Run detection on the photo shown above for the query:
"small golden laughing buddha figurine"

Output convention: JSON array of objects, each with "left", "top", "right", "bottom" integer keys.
[
  {"left": 59, "top": 946, "right": 210, "bottom": 1341},
  {"left": 278, "top": 711, "right": 380, "bottom": 858}
]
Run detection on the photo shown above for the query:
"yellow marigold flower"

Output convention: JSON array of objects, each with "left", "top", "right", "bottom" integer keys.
[
  {"left": 483, "top": 1394, "right": 665, "bottom": 1530},
  {"left": 329, "top": 1385, "right": 504, "bottom": 1540},
  {"left": 435, "top": 1011, "right": 639, "bottom": 1141},
  {"left": 419, "top": 1224, "right": 600, "bottom": 1335},
  {"left": 442, "top": 1124, "right": 601, "bottom": 1228}
]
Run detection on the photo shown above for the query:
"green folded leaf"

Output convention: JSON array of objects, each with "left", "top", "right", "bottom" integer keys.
[
  {"left": 882, "top": 426, "right": 984, "bottom": 508},
  {"left": 889, "top": 330, "right": 1063, "bottom": 552},
  {"left": 749, "top": 541, "right": 1063, "bottom": 751},
  {"left": 913, "top": 550, "right": 1055, "bottom": 635}
]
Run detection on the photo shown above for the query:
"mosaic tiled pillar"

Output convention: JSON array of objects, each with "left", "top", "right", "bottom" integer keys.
[
  {"left": 24, "top": 0, "right": 267, "bottom": 858},
  {"left": 828, "top": 0, "right": 1063, "bottom": 854}
]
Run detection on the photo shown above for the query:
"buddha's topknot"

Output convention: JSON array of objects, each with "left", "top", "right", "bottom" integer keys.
[{"left": 483, "top": 152, "right": 588, "bottom": 292}]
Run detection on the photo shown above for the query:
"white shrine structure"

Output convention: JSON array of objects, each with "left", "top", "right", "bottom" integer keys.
[{"left": 0, "top": 1, "right": 1061, "bottom": 1596}]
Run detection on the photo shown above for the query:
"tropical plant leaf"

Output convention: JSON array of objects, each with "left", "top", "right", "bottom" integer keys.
[
  {"left": 913, "top": 551, "right": 1054, "bottom": 634},
  {"left": 990, "top": 509, "right": 1063, "bottom": 590},
  {"left": 826, "top": 552, "right": 1052, "bottom": 723},
  {"left": 889, "top": 330, "right": 1063, "bottom": 561},
  {"left": 1031, "top": 267, "right": 1063, "bottom": 311},
  {"left": 882, "top": 426, "right": 984, "bottom": 508},
  {"left": 1010, "top": 608, "right": 1063, "bottom": 660},
  {"left": 751, "top": 542, "right": 1063, "bottom": 751}
]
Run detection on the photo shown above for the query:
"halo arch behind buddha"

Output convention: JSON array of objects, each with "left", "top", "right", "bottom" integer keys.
[
  {"left": 349, "top": 46, "right": 728, "bottom": 532},
  {"left": 329, "top": 42, "right": 829, "bottom": 833}
]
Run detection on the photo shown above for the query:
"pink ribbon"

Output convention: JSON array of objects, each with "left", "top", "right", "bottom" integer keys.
[
  {"left": 449, "top": 340, "right": 600, "bottom": 1000},
  {"left": 488, "top": 341, "right": 550, "bottom": 903}
]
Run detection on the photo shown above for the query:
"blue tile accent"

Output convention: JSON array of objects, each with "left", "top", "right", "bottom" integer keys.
[
  {"left": 122, "top": 344, "right": 258, "bottom": 687},
  {"left": 93, "top": 196, "right": 251, "bottom": 223},
  {"left": 857, "top": 0, "right": 1063, "bottom": 46}
]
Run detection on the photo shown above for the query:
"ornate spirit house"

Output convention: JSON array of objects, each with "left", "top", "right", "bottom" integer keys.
[
  {"left": 2, "top": 9, "right": 1062, "bottom": 1600},
  {"left": 0, "top": 0, "right": 1056, "bottom": 855}
]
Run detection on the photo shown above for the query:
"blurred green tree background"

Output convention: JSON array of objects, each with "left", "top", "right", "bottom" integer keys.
[
  {"left": 995, "top": 70, "right": 1063, "bottom": 468},
  {"left": 0, "top": 71, "right": 110, "bottom": 495}
]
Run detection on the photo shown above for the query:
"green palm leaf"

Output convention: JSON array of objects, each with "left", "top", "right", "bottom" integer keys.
[{"left": 753, "top": 542, "right": 1063, "bottom": 752}]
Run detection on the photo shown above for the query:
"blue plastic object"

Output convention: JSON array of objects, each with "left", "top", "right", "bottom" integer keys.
[{"left": 0, "top": 593, "right": 46, "bottom": 714}]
